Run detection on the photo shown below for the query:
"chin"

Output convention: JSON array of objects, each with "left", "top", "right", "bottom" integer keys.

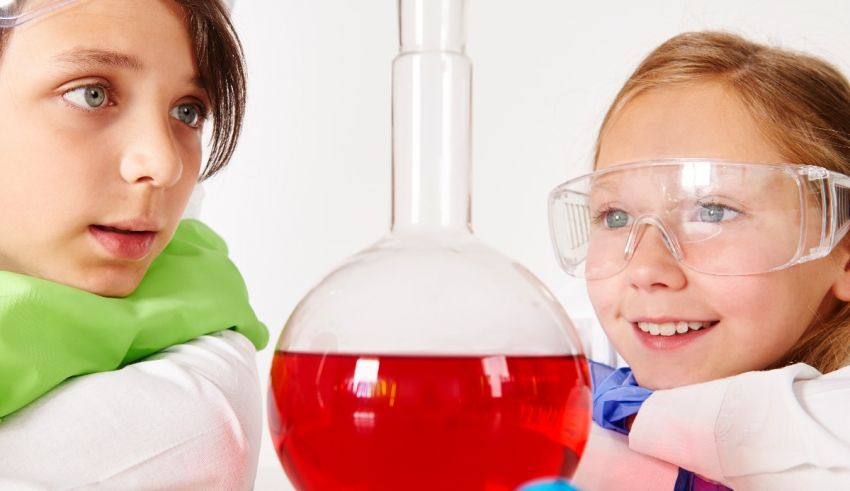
[
  {"left": 632, "top": 363, "right": 731, "bottom": 391},
  {"left": 92, "top": 282, "right": 143, "bottom": 298},
  {"left": 630, "top": 365, "right": 697, "bottom": 391},
  {"left": 74, "top": 268, "right": 147, "bottom": 298}
]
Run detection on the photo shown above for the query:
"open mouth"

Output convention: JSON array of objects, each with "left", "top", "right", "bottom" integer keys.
[
  {"left": 634, "top": 320, "right": 719, "bottom": 337},
  {"left": 92, "top": 225, "right": 153, "bottom": 234},
  {"left": 89, "top": 225, "right": 157, "bottom": 260}
]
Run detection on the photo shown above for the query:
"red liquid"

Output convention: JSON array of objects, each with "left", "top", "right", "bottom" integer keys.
[{"left": 269, "top": 352, "right": 590, "bottom": 491}]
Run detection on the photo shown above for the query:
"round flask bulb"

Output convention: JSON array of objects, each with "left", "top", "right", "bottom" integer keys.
[{"left": 269, "top": 0, "right": 590, "bottom": 488}]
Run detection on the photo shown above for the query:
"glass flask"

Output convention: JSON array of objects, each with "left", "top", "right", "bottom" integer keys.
[{"left": 268, "top": 1, "right": 590, "bottom": 489}]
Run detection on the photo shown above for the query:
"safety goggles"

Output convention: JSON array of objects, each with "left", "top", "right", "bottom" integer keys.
[
  {"left": 0, "top": 0, "right": 77, "bottom": 28},
  {"left": 548, "top": 159, "right": 850, "bottom": 279}
]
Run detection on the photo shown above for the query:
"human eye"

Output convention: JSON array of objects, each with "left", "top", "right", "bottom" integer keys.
[
  {"left": 170, "top": 101, "right": 207, "bottom": 129},
  {"left": 592, "top": 207, "right": 631, "bottom": 229},
  {"left": 695, "top": 202, "right": 742, "bottom": 223},
  {"left": 62, "top": 84, "right": 110, "bottom": 111}
]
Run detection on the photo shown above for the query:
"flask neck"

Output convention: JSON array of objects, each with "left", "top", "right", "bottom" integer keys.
[{"left": 391, "top": 0, "right": 472, "bottom": 236}]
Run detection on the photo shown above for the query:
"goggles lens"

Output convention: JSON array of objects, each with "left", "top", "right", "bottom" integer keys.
[{"left": 549, "top": 160, "right": 850, "bottom": 279}]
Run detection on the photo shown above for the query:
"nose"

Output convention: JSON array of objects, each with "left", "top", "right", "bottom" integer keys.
[
  {"left": 625, "top": 221, "right": 687, "bottom": 291},
  {"left": 119, "top": 112, "right": 183, "bottom": 188}
]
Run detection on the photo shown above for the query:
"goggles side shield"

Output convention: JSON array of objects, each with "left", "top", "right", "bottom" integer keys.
[{"left": 548, "top": 160, "right": 850, "bottom": 279}]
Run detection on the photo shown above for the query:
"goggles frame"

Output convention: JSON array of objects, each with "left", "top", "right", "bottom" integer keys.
[{"left": 548, "top": 159, "right": 850, "bottom": 279}]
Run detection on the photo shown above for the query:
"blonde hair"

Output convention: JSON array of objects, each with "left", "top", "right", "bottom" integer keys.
[{"left": 595, "top": 31, "right": 850, "bottom": 373}]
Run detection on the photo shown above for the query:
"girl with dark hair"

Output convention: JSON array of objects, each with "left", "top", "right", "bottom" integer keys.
[{"left": 0, "top": 1, "right": 267, "bottom": 488}]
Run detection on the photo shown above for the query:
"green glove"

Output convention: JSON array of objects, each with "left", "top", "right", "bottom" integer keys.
[{"left": 0, "top": 219, "right": 268, "bottom": 417}]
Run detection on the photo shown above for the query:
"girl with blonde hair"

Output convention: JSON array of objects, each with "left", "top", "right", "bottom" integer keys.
[{"left": 548, "top": 31, "right": 850, "bottom": 489}]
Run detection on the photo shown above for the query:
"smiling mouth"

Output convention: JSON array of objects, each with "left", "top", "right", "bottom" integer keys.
[{"left": 634, "top": 320, "right": 719, "bottom": 336}]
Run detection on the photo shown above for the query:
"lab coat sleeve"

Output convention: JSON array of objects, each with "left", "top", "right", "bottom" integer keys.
[
  {"left": 0, "top": 330, "right": 263, "bottom": 491},
  {"left": 572, "top": 422, "right": 678, "bottom": 491},
  {"left": 629, "top": 363, "right": 850, "bottom": 489}
]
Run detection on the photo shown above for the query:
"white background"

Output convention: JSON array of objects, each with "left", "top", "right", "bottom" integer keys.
[{"left": 199, "top": 1, "right": 850, "bottom": 488}]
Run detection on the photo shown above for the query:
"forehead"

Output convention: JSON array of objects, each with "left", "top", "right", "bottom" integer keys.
[
  {"left": 596, "top": 82, "right": 787, "bottom": 170},
  {"left": 2, "top": 0, "right": 196, "bottom": 76}
]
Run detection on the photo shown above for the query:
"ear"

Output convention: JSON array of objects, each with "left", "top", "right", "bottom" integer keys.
[{"left": 831, "top": 244, "right": 850, "bottom": 302}]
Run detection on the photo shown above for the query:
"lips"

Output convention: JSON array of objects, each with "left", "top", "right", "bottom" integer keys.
[{"left": 89, "top": 223, "right": 158, "bottom": 260}]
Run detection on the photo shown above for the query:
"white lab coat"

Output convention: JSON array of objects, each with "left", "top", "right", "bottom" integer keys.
[
  {"left": 573, "top": 422, "right": 679, "bottom": 490},
  {"left": 575, "top": 363, "right": 850, "bottom": 490},
  {"left": 0, "top": 330, "right": 263, "bottom": 491}
]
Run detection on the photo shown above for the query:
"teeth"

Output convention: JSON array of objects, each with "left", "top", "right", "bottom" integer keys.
[{"left": 637, "top": 321, "right": 713, "bottom": 336}]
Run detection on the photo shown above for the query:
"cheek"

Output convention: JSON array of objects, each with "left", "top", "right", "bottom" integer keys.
[
  {"left": 171, "top": 175, "right": 198, "bottom": 215},
  {"left": 586, "top": 278, "right": 628, "bottom": 341},
  {"left": 158, "top": 146, "right": 201, "bottom": 227},
  {"left": 0, "top": 138, "right": 100, "bottom": 222},
  {"left": 177, "top": 128, "right": 204, "bottom": 176},
  {"left": 586, "top": 279, "right": 618, "bottom": 316},
  {"left": 706, "top": 275, "right": 820, "bottom": 362},
  {"left": 178, "top": 140, "right": 202, "bottom": 193},
  {"left": 715, "top": 270, "right": 828, "bottom": 324}
]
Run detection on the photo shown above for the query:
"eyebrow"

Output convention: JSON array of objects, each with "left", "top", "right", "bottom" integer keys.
[
  {"left": 53, "top": 48, "right": 144, "bottom": 71},
  {"left": 52, "top": 47, "right": 207, "bottom": 91}
]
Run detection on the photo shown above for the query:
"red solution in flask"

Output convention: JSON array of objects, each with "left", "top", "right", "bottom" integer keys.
[{"left": 269, "top": 351, "right": 590, "bottom": 491}]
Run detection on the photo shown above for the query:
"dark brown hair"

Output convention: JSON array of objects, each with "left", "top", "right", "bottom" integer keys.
[
  {"left": 0, "top": 0, "right": 247, "bottom": 180},
  {"left": 596, "top": 31, "right": 850, "bottom": 373},
  {"left": 173, "top": 0, "right": 246, "bottom": 180}
]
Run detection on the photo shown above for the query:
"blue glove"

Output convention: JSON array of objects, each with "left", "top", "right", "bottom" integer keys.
[
  {"left": 517, "top": 478, "right": 579, "bottom": 491},
  {"left": 591, "top": 362, "right": 731, "bottom": 491},
  {"left": 588, "top": 360, "right": 653, "bottom": 435}
]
